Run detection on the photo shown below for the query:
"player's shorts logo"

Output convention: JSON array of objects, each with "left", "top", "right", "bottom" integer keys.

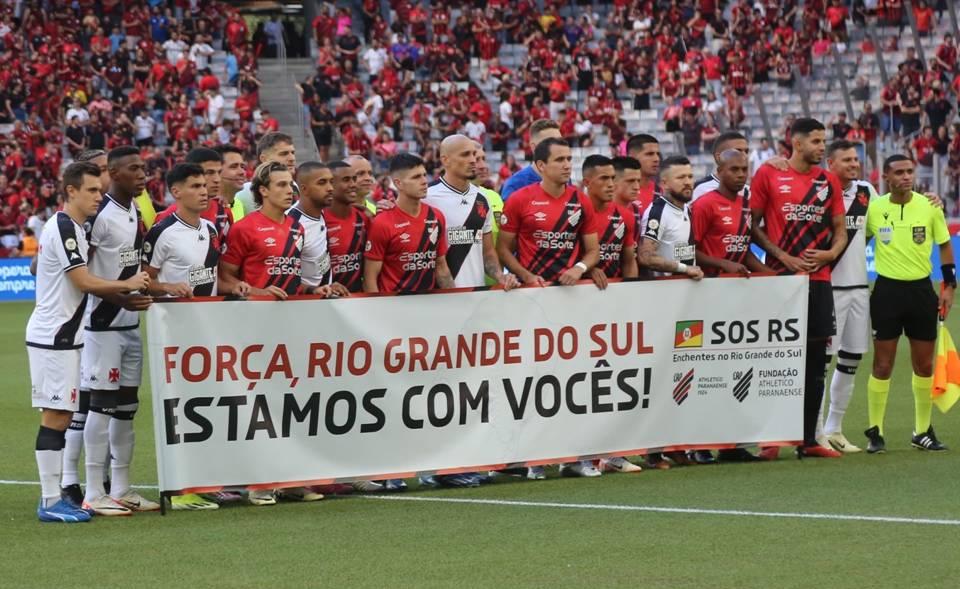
[
  {"left": 108, "top": 368, "right": 120, "bottom": 384},
  {"left": 674, "top": 320, "right": 703, "bottom": 348},
  {"left": 913, "top": 226, "right": 926, "bottom": 244}
]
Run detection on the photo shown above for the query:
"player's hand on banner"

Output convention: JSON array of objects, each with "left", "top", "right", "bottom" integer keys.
[
  {"left": 264, "top": 286, "right": 289, "bottom": 300},
  {"left": 523, "top": 273, "right": 547, "bottom": 287},
  {"left": 685, "top": 266, "right": 704, "bottom": 281},
  {"left": 232, "top": 281, "right": 251, "bottom": 298},
  {"left": 557, "top": 265, "right": 585, "bottom": 286},
  {"left": 801, "top": 248, "right": 834, "bottom": 270},
  {"left": 329, "top": 282, "right": 351, "bottom": 297},
  {"left": 121, "top": 293, "right": 153, "bottom": 311},
  {"left": 924, "top": 192, "right": 944, "bottom": 209},
  {"left": 589, "top": 268, "right": 609, "bottom": 290},
  {"left": 498, "top": 273, "right": 520, "bottom": 291},
  {"left": 312, "top": 285, "right": 333, "bottom": 298},
  {"left": 721, "top": 261, "right": 750, "bottom": 276},
  {"left": 124, "top": 271, "right": 151, "bottom": 293},
  {"left": 165, "top": 282, "right": 194, "bottom": 298},
  {"left": 940, "top": 285, "right": 954, "bottom": 320}
]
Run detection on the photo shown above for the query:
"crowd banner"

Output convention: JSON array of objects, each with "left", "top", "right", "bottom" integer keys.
[
  {"left": 0, "top": 257, "right": 36, "bottom": 302},
  {"left": 148, "top": 275, "right": 809, "bottom": 495}
]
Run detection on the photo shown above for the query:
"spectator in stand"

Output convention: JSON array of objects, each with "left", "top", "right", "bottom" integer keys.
[
  {"left": 901, "top": 85, "right": 923, "bottom": 138},
  {"left": 831, "top": 112, "right": 853, "bottom": 140},
  {"left": 500, "top": 119, "right": 562, "bottom": 201},
  {"left": 914, "top": 126, "right": 938, "bottom": 189},
  {"left": 925, "top": 89, "right": 954, "bottom": 135},
  {"left": 858, "top": 103, "right": 880, "bottom": 166},
  {"left": 913, "top": 0, "right": 935, "bottom": 37},
  {"left": 749, "top": 138, "right": 777, "bottom": 178}
]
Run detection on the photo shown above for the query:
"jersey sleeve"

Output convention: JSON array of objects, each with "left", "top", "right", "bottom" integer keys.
[
  {"left": 932, "top": 203, "right": 950, "bottom": 245},
  {"left": 500, "top": 191, "right": 523, "bottom": 233},
  {"left": 749, "top": 166, "right": 770, "bottom": 213},
  {"left": 481, "top": 198, "right": 494, "bottom": 234},
  {"left": 364, "top": 215, "right": 390, "bottom": 262},
  {"left": 436, "top": 210, "right": 449, "bottom": 256},
  {"left": 221, "top": 221, "right": 249, "bottom": 266},
  {"left": 690, "top": 197, "right": 710, "bottom": 243},
  {"left": 53, "top": 215, "right": 86, "bottom": 272},
  {"left": 87, "top": 213, "right": 108, "bottom": 247},
  {"left": 578, "top": 194, "right": 597, "bottom": 236},
  {"left": 142, "top": 224, "right": 163, "bottom": 269},
  {"left": 621, "top": 207, "right": 637, "bottom": 248},
  {"left": 865, "top": 200, "right": 879, "bottom": 239},
  {"left": 641, "top": 203, "right": 663, "bottom": 243}
]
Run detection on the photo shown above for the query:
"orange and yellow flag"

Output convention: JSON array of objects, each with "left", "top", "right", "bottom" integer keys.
[{"left": 933, "top": 323, "right": 960, "bottom": 413}]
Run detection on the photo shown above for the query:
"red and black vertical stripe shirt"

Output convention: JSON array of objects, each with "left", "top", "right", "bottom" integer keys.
[
  {"left": 365, "top": 204, "right": 449, "bottom": 294},
  {"left": 750, "top": 165, "right": 844, "bottom": 282},
  {"left": 500, "top": 184, "right": 597, "bottom": 282},
  {"left": 221, "top": 210, "right": 304, "bottom": 294},
  {"left": 323, "top": 207, "right": 369, "bottom": 292},
  {"left": 594, "top": 202, "right": 637, "bottom": 278},
  {"left": 690, "top": 190, "right": 752, "bottom": 277}
]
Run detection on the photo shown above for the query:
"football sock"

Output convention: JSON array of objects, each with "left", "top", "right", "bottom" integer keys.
[
  {"left": 912, "top": 373, "right": 933, "bottom": 434},
  {"left": 83, "top": 392, "right": 115, "bottom": 502},
  {"left": 803, "top": 339, "right": 827, "bottom": 446},
  {"left": 60, "top": 390, "right": 89, "bottom": 487},
  {"left": 825, "top": 351, "right": 860, "bottom": 434},
  {"left": 109, "top": 401, "right": 138, "bottom": 499},
  {"left": 36, "top": 426, "right": 66, "bottom": 508},
  {"left": 867, "top": 375, "right": 890, "bottom": 436}
]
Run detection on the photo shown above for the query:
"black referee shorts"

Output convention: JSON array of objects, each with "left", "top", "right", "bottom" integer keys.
[
  {"left": 808, "top": 280, "right": 837, "bottom": 340},
  {"left": 870, "top": 275, "right": 938, "bottom": 341}
]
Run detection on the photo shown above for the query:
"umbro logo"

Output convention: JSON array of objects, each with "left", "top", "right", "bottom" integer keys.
[
  {"left": 399, "top": 233, "right": 410, "bottom": 243},
  {"left": 264, "top": 237, "right": 276, "bottom": 246},
  {"left": 534, "top": 212, "right": 547, "bottom": 222}
]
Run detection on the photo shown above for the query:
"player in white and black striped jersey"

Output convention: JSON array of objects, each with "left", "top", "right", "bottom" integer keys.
[
  {"left": 28, "top": 162, "right": 149, "bottom": 522},
  {"left": 142, "top": 164, "right": 224, "bottom": 299}
]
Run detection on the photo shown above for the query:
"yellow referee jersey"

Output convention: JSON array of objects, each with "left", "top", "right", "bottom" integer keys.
[{"left": 867, "top": 191, "right": 950, "bottom": 281}]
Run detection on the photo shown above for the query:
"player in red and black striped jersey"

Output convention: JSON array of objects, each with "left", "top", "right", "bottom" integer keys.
[
  {"left": 691, "top": 150, "right": 770, "bottom": 276},
  {"left": 583, "top": 155, "right": 637, "bottom": 280},
  {"left": 498, "top": 138, "right": 601, "bottom": 287},
  {"left": 751, "top": 118, "right": 848, "bottom": 458},
  {"left": 612, "top": 156, "right": 645, "bottom": 245},
  {"left": 155, "top": 148, "right": 234, "bottom": 238},
  {"left": 220, "top": 162, "right": 313, "bottom": 299},
  {"left": 364, "top": 153, "right": 455, "bottom": 294},
  {"left": 323, "top": 161, "right": 368, "bottom": 292},
  {"left": 626, "top": 134, "right": 662, "bottom": 215}
]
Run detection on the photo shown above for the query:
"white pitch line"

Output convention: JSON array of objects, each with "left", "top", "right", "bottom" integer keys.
[
  {"left": 364, "top": 495, "right": 960, "bottom": 527},
  {"left": 3, "top": 479, "right": 957, "bottom": 526}
]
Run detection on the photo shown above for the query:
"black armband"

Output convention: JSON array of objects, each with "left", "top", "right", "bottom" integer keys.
[{"left": 942, "top": 264, "right": 957, "bottom": 288}]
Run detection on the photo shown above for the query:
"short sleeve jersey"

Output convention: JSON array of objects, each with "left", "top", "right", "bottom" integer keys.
[
  {"left": 866, "top": 191, "right": 950, "bottom": 281},
  {"left": 500, "top": 184, "right": 597, "bottom": 282},
  {"left": 594, "top": 202, "right": 637, "bottom": 278},
  {"left": 831, "top": 179, "right": 877, "bottom": 288},
  {"left": 424, "top": 178, "right": 493, "bottom": 288},
  {"left": 691, "top": 190, "right": 752, "bottom": 276},
  {"left": 366, "top": 203, "right": 449, "bottom": 293},
  {"left": 26, "top": 212, "right": 89, "bottom": 349},
  {"left": 142, "top": 213, "right": 221, "bottom": 296},
  {"left": 85, "top": 194, "right": 146, "bottom": 331},
  {"left": 156, "top": 196, "right": 234, "bottom": 239},
  {"left": 286, "top": 204, "right": 331, "bottom": 288},
  {"left": 323, "top": 207, "right": 368, "bottom": 292},
  {"left": 750, "top": 164, "right": 844, "bottom": 282},
  {"left": 641, "top": 196, "right": 695, "bottom": 277},
  {"left": 222, "top": 210, "right": 304, "bottom": 294},
  {"left": 636, "top": 179, "right": 661, "bottom": 215}
]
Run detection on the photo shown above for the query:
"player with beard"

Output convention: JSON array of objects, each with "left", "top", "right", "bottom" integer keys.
[
  {"left": 626, "top": 134, "right": 662, "bottom": 214},
  {"left": 751, "top": 118, "right": 847, "bottom": 459}
]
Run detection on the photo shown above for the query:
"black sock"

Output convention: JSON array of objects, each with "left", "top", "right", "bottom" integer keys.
[{"left": 804, "top": 339, "right": 828, "bottom": 446}]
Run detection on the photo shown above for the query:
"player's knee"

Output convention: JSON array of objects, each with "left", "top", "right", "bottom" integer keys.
[
  {"left": 913, "top": 360, "right": 934, "bottom": 377},
  {"left": 117, "top": 388, "right": 139, "bottom": 405},
  {"left": 836, "top": 350, "right": 862, "bottom": 374},
  {"left": 38, "top": 412, "right": 72, "bottom": 436},
  {"left": 89, "top": 390, "right": 118, "bottom": 415},
  {"left": 872, "top": 361, "right": 894, "bottom": 379}
]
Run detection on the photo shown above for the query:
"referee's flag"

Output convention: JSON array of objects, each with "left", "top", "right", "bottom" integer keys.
[{"left": 933, "top": 323, "right": 960, "bottom": 413}]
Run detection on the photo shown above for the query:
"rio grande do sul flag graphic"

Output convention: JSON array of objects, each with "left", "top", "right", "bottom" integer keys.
[{"left": 674, "top": 320, "right": 703, "bottom": 348}]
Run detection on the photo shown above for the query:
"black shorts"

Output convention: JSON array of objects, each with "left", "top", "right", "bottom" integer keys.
[
  {"left": 808, "top": 280, "right": 836, "bottom": 340},
  {"left": 870, "top": 276, "right": 938, "bottom": 341}
]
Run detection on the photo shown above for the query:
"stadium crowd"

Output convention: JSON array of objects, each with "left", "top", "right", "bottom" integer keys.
[{"left": 9, "top": 1, "right": 960, "bottom": 523}]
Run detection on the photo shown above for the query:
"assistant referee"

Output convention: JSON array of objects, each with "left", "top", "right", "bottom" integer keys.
[{"left": 864, "top": 154, "right": 956, "bottom": 453}]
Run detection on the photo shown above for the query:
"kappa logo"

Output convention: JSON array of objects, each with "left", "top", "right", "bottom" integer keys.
[
  {"left": 70, "top": 253, "right": 82, "bottom": 261},
  {"left": 672, "top": 369, "right": 694, "bottom": 405},
  {"left": 733, "top": 368, "right": 752, "bottom": 403}
]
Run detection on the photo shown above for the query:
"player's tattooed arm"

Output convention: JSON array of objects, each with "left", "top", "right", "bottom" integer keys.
[
  {"left": 637, "top": 237, "right": 702, "bottom": 280},
  {"left": 497, "top": 230, "right": 545, "bottom": 286},
  {"left": 482, "top": 232, "right": 518, "bottom": 290},
  {"left": 436, "top": 255, "right": 455, "bottom": 289}
]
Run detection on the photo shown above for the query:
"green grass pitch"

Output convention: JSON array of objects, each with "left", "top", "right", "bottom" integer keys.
[{"left": 2, "top": 300, "right": 960, "bottom": 588}]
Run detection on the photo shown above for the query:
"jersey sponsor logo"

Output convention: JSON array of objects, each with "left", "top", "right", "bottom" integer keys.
[
  {"left": 845, "top": 215, "right": 866, "bottom": 230},
  {"left": 722, "top": 234, "right": 751, "bottom": 253},
  {"left": 913, "top": 226, "right": 926, "bottom": 244},
  {"left": 118, "top": 246, "right": 140, "bottom": 269},
  {"left": 399, "top": 250, "right": 438, "bottom": 271},
  {"left": 674, "top": 243, "right": 695, "bottom": 260},
  {"left": 533, "top": 229, "right": 578, "bottom": 250},
  {"left": 332, "top": 252, "right": 362, "bottom": 275},
  {"left": 447, "top": 226, "right": 482, "bottom": 245},
  {"left": 188, "top": 265, "right": 216, "bottom": 287},
  {"left": 534, "top": 211, "right": 547, "bottom": 222},
  {"left": 265, "top": 255, "right": 302, "bottom": 276},
  {"left": 781, "top": 202, "right": 826, "bottom": 223}
]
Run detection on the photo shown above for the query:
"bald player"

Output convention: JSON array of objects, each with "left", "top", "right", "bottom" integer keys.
[{"left": 345, "top": 154, "right": 377, "bottom": 216}]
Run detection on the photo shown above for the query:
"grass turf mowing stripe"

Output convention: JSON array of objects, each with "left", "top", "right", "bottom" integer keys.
[{"left": 364, "top": 495, "right": 960, "bottom": 527}]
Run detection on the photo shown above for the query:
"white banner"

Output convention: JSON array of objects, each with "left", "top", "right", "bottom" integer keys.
[{"left": 147, "top": 276, "right": 809, "bottom": 493}]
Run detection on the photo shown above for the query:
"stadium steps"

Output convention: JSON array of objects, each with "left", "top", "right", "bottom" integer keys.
[{"left": 257, "top": 57, "right": 320, "bottom": 161}]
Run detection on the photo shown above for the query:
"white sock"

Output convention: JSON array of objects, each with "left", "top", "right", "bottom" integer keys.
[
  {"left": 37, "top": 450, "right": 63, "bottom": 508},
  {"left": 825, "top": 353, "right": 859, "bottom": 434},
  {"left": 83, "top": 410, "right": 111, "bottom": 502},
  {"left": 61, "top": 412, "right": 86, "bottom": 487},
  {"left": 108, "top": 403, "right": 138, "bottom": 499}
]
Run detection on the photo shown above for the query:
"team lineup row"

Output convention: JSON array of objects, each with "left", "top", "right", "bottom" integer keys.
[{"left": 24, "top": 115, "right": 955, "bottom": 521}]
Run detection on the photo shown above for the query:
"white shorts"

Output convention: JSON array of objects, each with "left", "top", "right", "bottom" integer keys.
[
  {"left": 29, "top": 347, "right": 81, "bottom": 412},
  {"left": 828, "top": 287, "right": 870, "bottom": 355},
  {"left": 80, "top": 329, "right": 143, "bottom": 391}
]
